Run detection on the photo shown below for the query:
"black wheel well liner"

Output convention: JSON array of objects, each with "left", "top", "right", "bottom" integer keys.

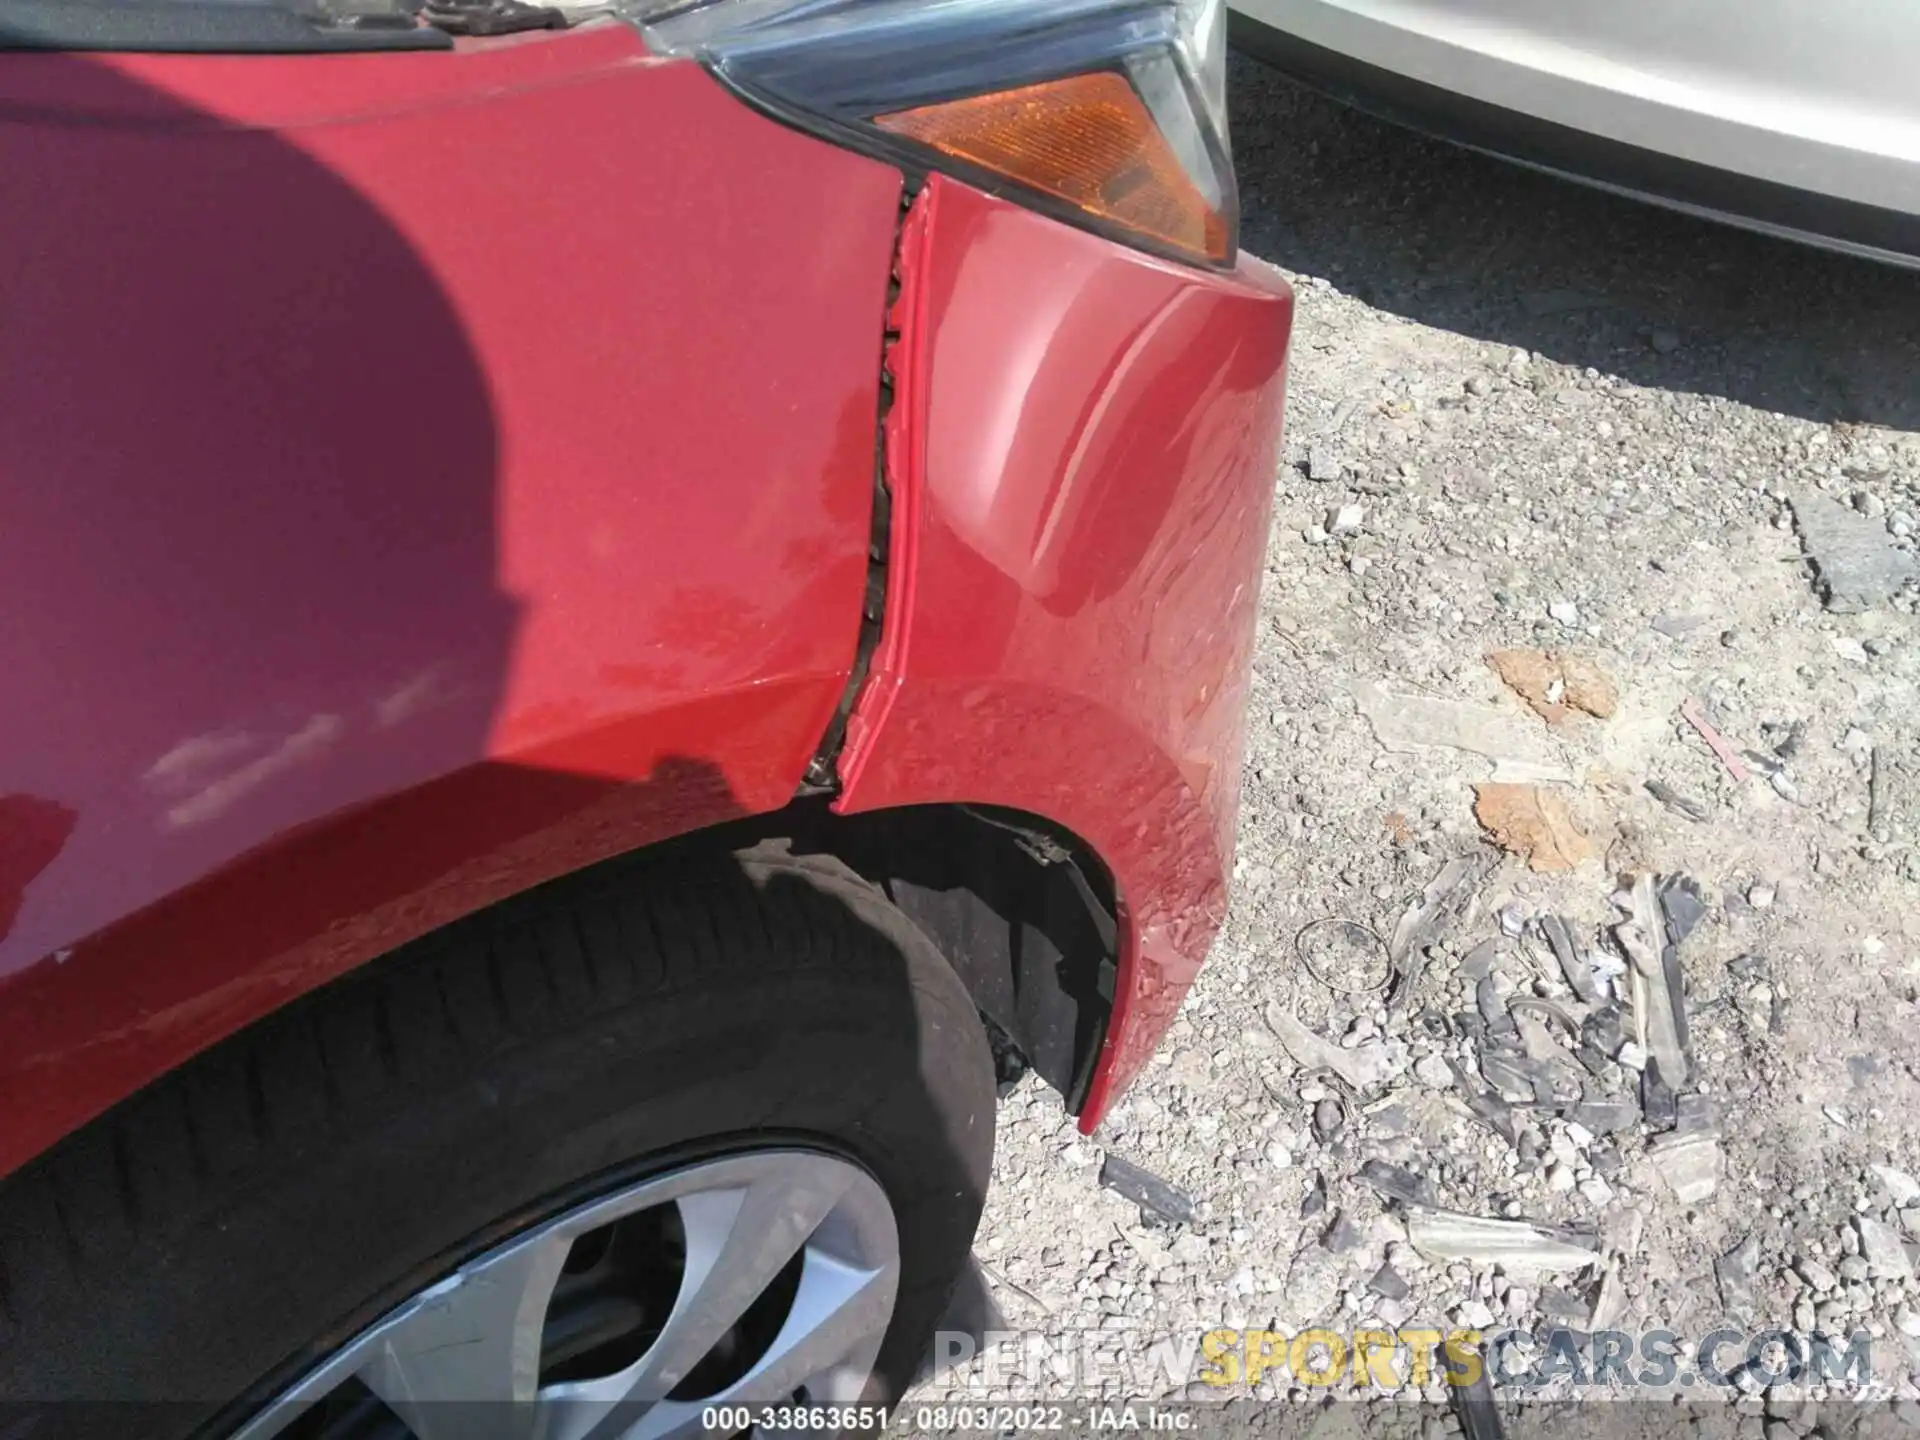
[{"left": 635, "top": 799, "right": 1119, "bottom": 1113}]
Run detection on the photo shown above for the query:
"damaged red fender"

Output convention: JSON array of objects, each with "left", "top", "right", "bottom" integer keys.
[{"left": 835, "top": 175, "right": 1295, "bottom": 1130}]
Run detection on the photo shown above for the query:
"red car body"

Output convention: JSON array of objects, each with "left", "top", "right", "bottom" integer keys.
[{"left": 0, "top": 23, "right": 1293, "bottom": 1183}]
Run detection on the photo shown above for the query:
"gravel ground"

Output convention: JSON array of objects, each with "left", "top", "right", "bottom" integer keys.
[{"left": 917, "top": 60, "right": 1920, "bottom": 1423}]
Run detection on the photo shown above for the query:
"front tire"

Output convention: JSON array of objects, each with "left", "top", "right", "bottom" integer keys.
[{"left": 0, "top": 841, "right": 996, "bottom": 1438}]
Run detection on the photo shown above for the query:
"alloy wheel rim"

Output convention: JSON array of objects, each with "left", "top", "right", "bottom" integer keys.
[{"left": 234, "top": 1148, "right": 900, "bottom": 1440}]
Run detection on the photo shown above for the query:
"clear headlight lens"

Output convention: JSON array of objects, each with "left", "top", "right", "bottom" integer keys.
[{"left": 635, "top": 0, "right": 1237, "bottom": 266}]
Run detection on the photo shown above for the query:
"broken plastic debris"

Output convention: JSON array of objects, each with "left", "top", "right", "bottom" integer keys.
[
  {"left": 1097, "top": 1154, "right": 1196, "bottom": 1226},
  {"left": 1449, "top": 1347, "right": 1506, "bottom": 1440},
  {"left": 1615, "top": 874, "right": 1690, "bottom": 1090},
  {"left": 1351, "top": 679, "right": 1576, "bottom": 784},
  {"left": 1675, "top": 1092, "right": 1720, "bottom": 1135},
  {"left": 1486, "top": 648, "right": 1619, "bottom": 725},
  {"left": 1406, "top": 1209, "right": 1602, "bottom": 1272},
  {"left": 1473, "top": 783, "right": 1595, "bottom": 872},
  {"left": 1300, "top": 1172, "right": 1328, "bottom": 1218},
  {"left": 1459, "top": 938, "right": 1502, "bottom": 981},
  {"left": 1265, "top": 1002, "right": 1395, "bottom": 1091},
  {"left": 1537, "top": 915, "right": 1598, "bottom": 1003},
  {"left": 1386, "top": 856, "right": 1486, "bottom": 1008},
  {"left": 1791, "top": 491, "right": 1920, "bottom": 613},
  {"left": 1639, "top": 1059, "right": 1679, "bottom": 1130},
  {"left": 1369, "top": 1262, "right": 1411, "bottom": 1301},
  {"left": 1360, "top": 1157, "right": 1438, "bottom": 1208},
  {"left": 1648, "top": 1130, "right": 1720, "bottom": 1203},
  {"left": 1321, "top": 1209, "right": 1362, "bottom": 1253},
  {"left": 1658, "top": 874, "right": 1709, "bottom": 947},
  {"left": 1645, "top": 779, "right": 1710, "bottom": 822},
  {"left": 1568, "top": 1098, "right": 1640, "bottom": 1136}
]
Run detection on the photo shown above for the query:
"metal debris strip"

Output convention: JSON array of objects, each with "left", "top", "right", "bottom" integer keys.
[
  {"left": 1680, "top": 696, "right": 1751, "bottom": 783},
  {"left": 1405, "top": 1208, "right": 1602, "bottom": 1272},
  {"left": 1294, "top": 916, "right": 1391, "bottom": 994},
  {"left": 1096, "top": 1154, "right": 1196, "bottom": 1226}
]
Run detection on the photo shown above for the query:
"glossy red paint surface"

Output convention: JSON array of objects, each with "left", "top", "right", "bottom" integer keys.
[
  {"left": 837, "top": 176, "right": 1295, "bottom": 1130},
  {"left": 0, "top": 29, "right": 900, "bottom": 1180}
]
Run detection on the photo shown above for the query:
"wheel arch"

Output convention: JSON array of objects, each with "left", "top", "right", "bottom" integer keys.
[{"left": 0, "top": 795, "right": 1121, "bottom": 1184}]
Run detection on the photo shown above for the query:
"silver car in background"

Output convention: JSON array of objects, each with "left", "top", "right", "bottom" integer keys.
[{"left": 1227, "top": 0, "right": 1920, "bottom": 266}]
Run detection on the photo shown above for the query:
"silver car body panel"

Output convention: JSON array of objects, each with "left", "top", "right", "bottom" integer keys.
[{"left": 1226, "top": 0, "right": 1920, "bottom": 218}]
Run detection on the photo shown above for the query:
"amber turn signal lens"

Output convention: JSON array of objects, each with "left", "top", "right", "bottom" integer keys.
[{"left": 875, "top": 72, "right": 1229, "bottom": 264}]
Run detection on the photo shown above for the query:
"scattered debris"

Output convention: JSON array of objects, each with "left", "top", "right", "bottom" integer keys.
[
  {"left": 1359, "top": 1158, "right": 1437, "bottom": 1208},
  {"left": 1321, "top": 1210, "right": 1362, "bottom": 1253},
  {"left": 1449, "top": 1346, "right": 1506, "bottom": 1440},
  {"left": 1406, "top": 1209, "right": 1602, "bottom": 1271},
  {"left": 1539, "top": 1284, "right": 1590, "bottom": 1322},
  {"left": 1791, "top": 491, "right": 1919, "bottom": 613},
  {"left": 1569, "top": 1099, "right": 1640, "bottom": 1136},
  {"left": 1473, "top": 783, "right": 1595, "bottom": 872},
  {"left": 1648, "top": 1131, "right": 1720, "bottom": 1204},
  {"left": 1658, "top": 874, "right": 1709, "bottom": 946},
  {"left": 1680, "top": 697, "right": 1751, "bottom": 783},
  {"left": 1615, "top": 873, "right": 1691, "bottom": 1090},
  {"left": 1352, "top": 680, "right": 1577, "bottom": 784},
  {"left": 1097, "top": 1155, "right": 1197, "bottom": 1226},
  {"left": 1675, "top": 1092, "right": 1718, "bottom": 1135},
  {"left": 1369, "top": 1263, "right": 1411, "bottom": 1301},
  {"left": 1650, "top": 613, "right": 1708, "bottom": 639},
  {"left": 1300, "top": 1172, "right": 1328, "bottom": 1218},
  {"left": 1295, "top": 917, "right": 1392, "bottom": 994},
  {"left": 1459, "top": 938, "right": 1502, "bottom": 980},
  {"left": 1639, "top": 1059, "right": 1679, "bottom": 1129},
  {"left": 1645, "top": 779, "right": 1710, "bottom": 822},
  {"left": 1486, "top": 648, "right": 1619, "bottom": 724},
  {"left": 1537, "top": 914, "right": 1599, "bottom": 1003},
  {"left": 1385, "top": 856, "right": 1486, "bottom": 1007},
  {"left": 1265, "top": 1002, "right": 1395, "bottom": 1091}
]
